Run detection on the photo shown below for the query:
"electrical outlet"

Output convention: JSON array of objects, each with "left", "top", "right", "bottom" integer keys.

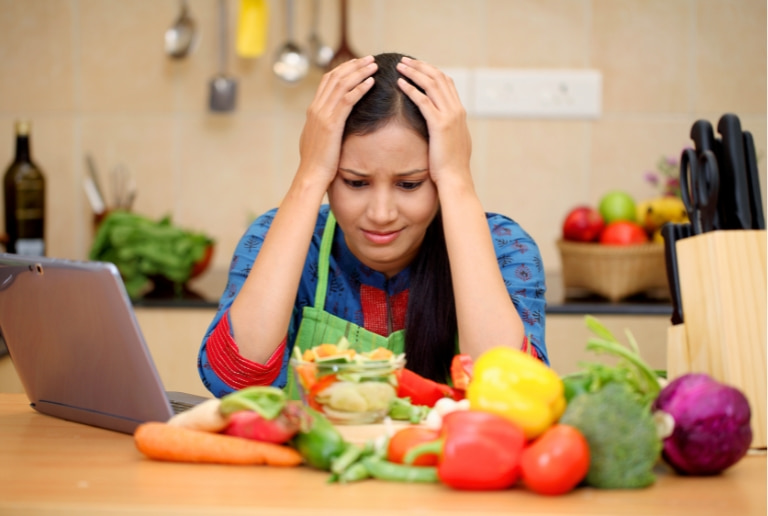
[{"left": 471, "top": 69, "right": 602, "bottom": 119}]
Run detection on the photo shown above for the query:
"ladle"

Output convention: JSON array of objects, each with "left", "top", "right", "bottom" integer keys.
[
  {"left": 308, "top": 0, "right": 334, "bottom": 69},
  {"left": 164, "top": 0, "right": 198, "bottom": 59},
  {"left": 209, "top": 0, "right": 237, "bottom": 112},
  {"left": 272, "top": 0, "right": 309, "bottom": 84},
  {"left": 326, "top": 0, "right": 357, "bottom": 70}
]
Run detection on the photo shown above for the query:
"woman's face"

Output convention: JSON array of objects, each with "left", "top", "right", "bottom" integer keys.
[{"left": 328, "top": 122, "right": 438, "bottom": 278}]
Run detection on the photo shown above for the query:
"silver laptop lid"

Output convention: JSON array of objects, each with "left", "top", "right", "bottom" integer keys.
[{"left": 0, "top": 253, "right": 175, "bottom": 433}]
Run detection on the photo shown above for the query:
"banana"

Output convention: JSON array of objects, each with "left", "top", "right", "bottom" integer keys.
[{"left": 636, "top": 196, "right": 689, "bottom": 242}]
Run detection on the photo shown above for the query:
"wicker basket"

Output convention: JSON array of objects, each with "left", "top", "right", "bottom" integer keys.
[{"left": 557, "top": 239, "right": 670, "bottom": 302}]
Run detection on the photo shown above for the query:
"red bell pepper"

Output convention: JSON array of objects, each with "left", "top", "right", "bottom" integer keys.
[
  {"left": 403, "top": 410, "right": 526, "bottom": 490},
  {"left": 396, "top": 368, "right": 459, "bottom": 408},
  {"left": 450, "top": 354, "right": 474, "bottom": 392}
]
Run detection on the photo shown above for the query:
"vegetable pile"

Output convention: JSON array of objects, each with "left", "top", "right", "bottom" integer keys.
[
  {"left": 90, "top": 210, "right": 214, "bottom": 298},
  {"left": 133, "top": 318, "right": 754, "bottom": 497}
]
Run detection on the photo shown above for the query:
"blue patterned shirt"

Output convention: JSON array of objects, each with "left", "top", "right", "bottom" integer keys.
[{"left": 198, "top": 205, "right": 547, "bottom": 397}]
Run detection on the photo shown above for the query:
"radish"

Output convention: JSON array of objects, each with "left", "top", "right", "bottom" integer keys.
[{"left": 223, "top": 401, "right": 309, "bottom": 444}]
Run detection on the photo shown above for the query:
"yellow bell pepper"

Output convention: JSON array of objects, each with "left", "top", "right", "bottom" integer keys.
[{"left": 466, "top": 346, "right": 565, "bottom": 440}]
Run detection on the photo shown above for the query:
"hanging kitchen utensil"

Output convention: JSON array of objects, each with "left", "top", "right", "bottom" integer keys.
[
  {"left": 308, "top": 0, "right": 334, "bottom": 69},
  {"left": 236, "top": 0, "right": 269, "bottom": 58},
  {"left": 209, "top": 0, "right": 237, "bottom": 112},
  {"left": 272, "top": 0, "right": 309, "bottom": 83},
  {"left": 165, "top": 0, "right": 199, "bottom": 59},
  {"left": 326, "top": 0, "right": 358, "bottom": 70}
]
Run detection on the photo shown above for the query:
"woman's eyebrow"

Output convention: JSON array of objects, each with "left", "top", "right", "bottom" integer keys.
[{"left": 339, "top": 168, "right": 429, "bottom": 177}]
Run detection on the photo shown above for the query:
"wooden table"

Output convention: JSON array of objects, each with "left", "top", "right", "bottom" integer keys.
[{"left": 0, "top": 393, "right": 765, "bottom": 515}]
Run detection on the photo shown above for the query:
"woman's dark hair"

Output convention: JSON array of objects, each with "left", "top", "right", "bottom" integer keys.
[{"left": 343, "top": 52, "right": 457, "bottom": 382}]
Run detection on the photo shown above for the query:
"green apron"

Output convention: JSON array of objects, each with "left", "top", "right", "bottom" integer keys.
[{"left": 286, "top": 212, "right": 406, "bottom": 399}]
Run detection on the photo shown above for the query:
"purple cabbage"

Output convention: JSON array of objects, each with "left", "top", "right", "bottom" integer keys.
[{"left": 653, "top": 373, "right": 752, "bottom": 475}]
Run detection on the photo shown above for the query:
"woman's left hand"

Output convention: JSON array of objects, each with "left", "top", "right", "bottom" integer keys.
[{"left": 395, "top": 57, "right": 472, "bottom": 188}]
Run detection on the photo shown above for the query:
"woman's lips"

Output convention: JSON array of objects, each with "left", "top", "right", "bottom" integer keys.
[{"left": 362, "top": 228, "right": 401, "bottom": 245}]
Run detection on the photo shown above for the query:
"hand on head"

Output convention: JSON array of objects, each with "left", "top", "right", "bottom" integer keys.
[
  {"left": 297, "top": 56, "right": 378, "bottom": 189},
  {"left": 297, "top": 54, "right": 472, "bottom": 192},
  {"left": 395, "top": 57, "right": 472, "bottom": 187}
]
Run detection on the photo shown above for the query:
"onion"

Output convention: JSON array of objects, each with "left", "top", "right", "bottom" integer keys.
[{"left": 653, "top": 373, "right": 752, "bottom": 475}]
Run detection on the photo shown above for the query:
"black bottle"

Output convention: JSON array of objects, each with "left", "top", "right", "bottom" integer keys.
[{"left": 3, "top": 120, "right": 45, "bottom": 256}]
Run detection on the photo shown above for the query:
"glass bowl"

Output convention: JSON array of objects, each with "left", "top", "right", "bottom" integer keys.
[{"left": 290, "top": 349, "right": 405, "bottom": 425}]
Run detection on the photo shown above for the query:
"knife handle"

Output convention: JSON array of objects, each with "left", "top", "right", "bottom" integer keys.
[
  {"left": 717, "top": 113, "right": 753, "bottom": 230},
  {"left": 690, "top": 119, "right": 718, "bottom": 154},
  {"left": 661, "top": 223, "right": 684, "bottom": 325},
  {"left": 743, "top": 131, "right": 766, "bottom": 230}
]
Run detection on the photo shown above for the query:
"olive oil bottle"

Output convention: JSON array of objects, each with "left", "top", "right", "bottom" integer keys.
[{"left": 3, "top": 120, "right": 46, "bottom": 256}]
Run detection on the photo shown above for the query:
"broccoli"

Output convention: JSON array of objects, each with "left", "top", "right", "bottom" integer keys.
[{"left": 560, "top": 381, "right": 662, "bottom": 489}]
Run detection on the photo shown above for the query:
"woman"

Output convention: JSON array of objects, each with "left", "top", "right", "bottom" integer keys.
[{"left": 198, "top": 53, "right": 547, "bottom": 398}]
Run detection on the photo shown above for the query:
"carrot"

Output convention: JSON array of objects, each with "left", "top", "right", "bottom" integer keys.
[
  {"left": 134, "top": 422, "right": 303, "bottom": 467},
  {"left": 369, "top": 347, "right": 394, "bottom": 360},
  {"left": 314, "top": 343, "right": 339, "bottom": 358}
]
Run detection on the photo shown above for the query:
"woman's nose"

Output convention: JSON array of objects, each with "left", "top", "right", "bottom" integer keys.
[{"left": 367, "top": 188, "right": 397, "bottom": 225}]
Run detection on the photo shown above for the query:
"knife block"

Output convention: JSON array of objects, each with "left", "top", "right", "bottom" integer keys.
[{"left": 670, "top": 230, "right": 766, "bottom": 449}]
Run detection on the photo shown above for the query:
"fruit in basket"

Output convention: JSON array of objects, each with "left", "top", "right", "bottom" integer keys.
[
  {"left": 598, "top": 190, "right": 637, "bottom": 224},
  {"left": 562, "top": 206, "right": 605, "bottom": 242},
  {"left": 599, "top": 221, "right": 649, "bottom": 246}
]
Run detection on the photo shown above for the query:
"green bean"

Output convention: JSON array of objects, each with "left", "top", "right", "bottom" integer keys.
[
  {"left": 331, "top": 443, "right": 365, "bottom": 475},
  {"left": 361, "top": 457, "right": 439, "bottom": 483},
  {"left": 338, "top": 462, "right": 372, "bottom": 483}
]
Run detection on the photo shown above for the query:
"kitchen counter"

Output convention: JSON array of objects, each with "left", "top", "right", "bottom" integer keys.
[
  {"left": 138, "top": 268, "right": 673, "bottom": 317},
  {"left": 0, "top": 393, "right": 764, "bottom": 516}
]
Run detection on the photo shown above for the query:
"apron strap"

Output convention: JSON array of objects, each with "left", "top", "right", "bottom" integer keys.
[{"left": 313, "top": 211, "right": 336, "bottom": 310}]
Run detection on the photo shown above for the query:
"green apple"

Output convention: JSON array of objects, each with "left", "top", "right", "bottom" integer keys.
[{"left": 598, "top": 191, "right": 637, "bottom": 224}]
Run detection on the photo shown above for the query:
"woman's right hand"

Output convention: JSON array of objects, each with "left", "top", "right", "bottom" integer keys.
[{"left": 296, "top": 56, "right": 378, "bottom": 188}]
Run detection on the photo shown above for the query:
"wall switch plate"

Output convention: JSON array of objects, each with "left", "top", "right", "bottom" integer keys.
[{"left": 471, "top": 69, "right": 602, "bottom": 119}]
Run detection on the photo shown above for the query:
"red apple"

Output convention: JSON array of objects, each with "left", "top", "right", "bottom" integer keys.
[
  {"left": 599, "top": 221, "right": 649, "bottom": 246},
  {"left": 562, "top": 206, "right": 605, "bottom": 242}
]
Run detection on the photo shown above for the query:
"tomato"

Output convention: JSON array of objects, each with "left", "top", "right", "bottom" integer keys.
[
  {"left": 387, "top": 426, "right": 441, "bottom": 466},
  {"left": 520, "top": 424, "right": 590, "bottom": 496},
  {"left": 308, "top": 374, "right": 337, "bottom": 411},
  {"left": 599, "top": 221, "right": 649, "bottom": 246}
]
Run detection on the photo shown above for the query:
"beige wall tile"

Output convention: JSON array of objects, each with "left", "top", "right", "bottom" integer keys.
[
  {"left": 485, "top": 0, "right": 590, "bottom": 68},
  {"left": 367, "top": 0, "right": 485, "bottom": 66},
  {"left": 80, "top": 114, "right": 176, "bottom": 235},
  {"left": 0, "top": 0, "right": 75, "bottom": 112},
  {"left": 695, "top": 0, "right": 767, "bottom": 114},
  {"left": 592, "top": 0, "right": 691, "bottom": 113},
  {"left": 78, "top": 0, "right": 178, "bottom": 112},
  {"left": 175, "top": 113, "right": 280, "bottom": 268},
  {"left": 590, "top": 117, "right": 694, "bottom": 202},
  {"left": 478, "top": 119, "right": 593, "bottom": 270}
]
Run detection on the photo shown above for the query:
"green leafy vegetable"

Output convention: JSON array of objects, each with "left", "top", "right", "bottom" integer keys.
[
  {"left": 562, "top": 315, "right": 662, "bottom": 409},
  {"left": 90, "top": 211, "right": 213, "bottom": 298}
]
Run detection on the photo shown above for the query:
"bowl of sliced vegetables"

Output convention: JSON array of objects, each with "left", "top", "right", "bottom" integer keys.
[{"left": 290, "top": 339, "right": 405, "bottom": 425}]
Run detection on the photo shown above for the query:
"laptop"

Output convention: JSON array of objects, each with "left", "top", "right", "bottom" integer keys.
[{"left": 0, "top": 252, "right": 208, "bottom": 434}]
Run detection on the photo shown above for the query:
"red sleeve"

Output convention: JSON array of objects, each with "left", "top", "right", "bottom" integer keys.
[
  {"left": 205, "top": 310, "right": 286, "bottom": 390},
  {"left": 520, "top": 335, "right": 541, "bottom": 361}
]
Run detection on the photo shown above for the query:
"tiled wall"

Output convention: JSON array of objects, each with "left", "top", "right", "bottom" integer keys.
[{"left": 0, "top": 0, "right": 765, "bottom": 276}]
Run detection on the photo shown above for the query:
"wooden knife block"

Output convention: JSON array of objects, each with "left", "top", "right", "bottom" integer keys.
[{"left": 668, "top": 230, "right": 766, "bottom": 449}]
